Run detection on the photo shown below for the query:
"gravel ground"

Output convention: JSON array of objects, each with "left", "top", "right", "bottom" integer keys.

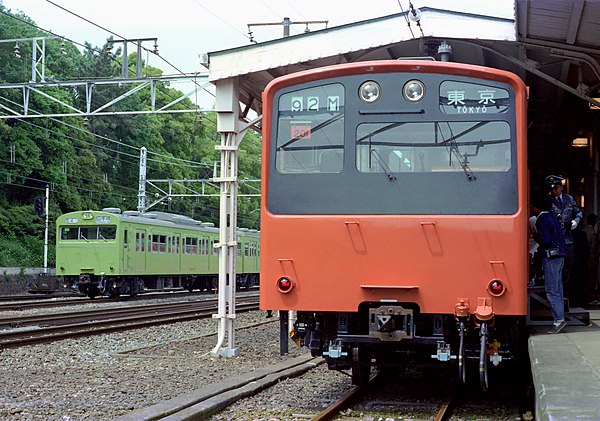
[
  {"left": 0, "top": 306, "right": 313, "bottom": 420},
  {"left": 0, "top": 298, "right": 525, "bottom": 421}
]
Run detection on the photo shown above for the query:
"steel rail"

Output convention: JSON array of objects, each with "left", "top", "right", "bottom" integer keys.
[
  {"left": 0, "top": 298, "right": 227, "bottom": 328},
  {"left": 312, "top": 373, "right": 377, "bottom": 421},
  {"left": 0, "top": 299, "right": 258, "bottom": 348},
  {"left": 434, "top": 390, "right": 456, "bottom": 421}
]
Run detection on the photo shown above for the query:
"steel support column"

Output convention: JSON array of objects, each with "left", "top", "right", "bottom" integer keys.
[{"left": 211, "top": 77, "right": 245, "bottom": 357}]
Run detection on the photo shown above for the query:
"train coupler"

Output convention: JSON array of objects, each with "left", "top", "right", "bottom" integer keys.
[
  {"left": 431, "top": 341, "right": 456, "bottom": 362},
  {"left": 323, "top": 340, "right": 348, "bottom": 359}
]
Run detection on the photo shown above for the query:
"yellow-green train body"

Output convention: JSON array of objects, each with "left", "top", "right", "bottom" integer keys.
[{"left": 56, "top": 208, "right": 259, "bottom": 298}]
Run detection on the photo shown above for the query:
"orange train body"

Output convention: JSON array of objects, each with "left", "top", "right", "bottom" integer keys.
[{"left": 259, "top": 60, "right": 529, "bottom": 386}]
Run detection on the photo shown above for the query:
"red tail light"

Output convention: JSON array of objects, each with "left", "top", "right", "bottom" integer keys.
[
  {"left": 277, "top": 277, "right": 293, "bottom": 293},
  {"left": 488, "top": 279, "right": 505, "bottom": 297}
]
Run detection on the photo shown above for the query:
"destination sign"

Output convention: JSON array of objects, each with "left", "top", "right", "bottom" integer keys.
[{"left": 439, "top": 81, "right": 510, "bottom": 115}]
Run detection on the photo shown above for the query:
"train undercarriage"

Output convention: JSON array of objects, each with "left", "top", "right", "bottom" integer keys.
[
  {"left": 291, "top": 302, "right": 528, "bottom": 390},
  {"left": 75, "top": 273, "right": 259, "bottom": 298}
]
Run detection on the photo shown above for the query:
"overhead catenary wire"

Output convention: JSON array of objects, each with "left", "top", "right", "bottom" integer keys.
[
  {"left": 396, "top": 0, "right": 416, "bottom": 39},
  {"left": 0, "top": 169, "right": 138, "bottom": 200},
  {"left": 44, "top": 0, "right": 213, "bottom": 94},
  {"left": 0, "top": 157, "right": 139, "bottom": 193},
  {"left": 0, "top": 7, "right": 216, "bottom": 119},
  {"left": 188, "top": 0, "right": 252, "bottom": 42},
  {"left": 0, "top": 95, "right": 213, "bottom": 169},
  {"left": 0, "top": 7, "right": 238, "bottom": 137}
]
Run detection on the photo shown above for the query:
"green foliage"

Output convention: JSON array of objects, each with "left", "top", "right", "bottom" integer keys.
[
  {"left": 0, "top": 7, "right": 263, "bottom": 265},
  {"left": 0, "top": 235, "right": 54, "bottom": 267}
]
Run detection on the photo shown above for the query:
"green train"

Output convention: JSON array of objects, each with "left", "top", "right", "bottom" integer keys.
[{"left": 55, "top": 208, "right": 259, "bottom": 298}]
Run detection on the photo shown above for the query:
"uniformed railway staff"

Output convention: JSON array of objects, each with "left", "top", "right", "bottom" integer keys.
[{"left": 546, "top": 174, "right": 583, "bottom": 306}]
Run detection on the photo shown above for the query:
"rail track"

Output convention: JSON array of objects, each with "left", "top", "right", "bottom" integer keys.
[
  {"left": 311, "top": 373, "right": 456, "bottom": 421},
  {"left": 0, "top": 289, "right": 243, "bottom": 312},
  {"left": 0, "top": 294, "right": 259, "bottom": 348}
]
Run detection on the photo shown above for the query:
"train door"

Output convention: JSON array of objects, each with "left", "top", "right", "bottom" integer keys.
[
  {"left": 238, "top": 236, "right": 245, "bottom": 274},
  {"left": 174, "top": 233, "right": 181, "bottom": 273},
  {"left": 133, "top": 230, "right": 147, "bottom": 272},
  {"left": 122, "top": 228, "right": 130, "bottom": 272}
]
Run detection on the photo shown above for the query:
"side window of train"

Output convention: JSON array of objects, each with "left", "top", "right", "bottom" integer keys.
[
  {"left": 124, "top": 229, "right": 128, "bottom": 248},
  {"left": 141, "top": 232, "right": 145, "bottom": 252},
  {"left": 237, "top": 240, "right": 242, "bottom": 257},
  {"left": 136, "top": 232, "right": 140, "bottom": 252}
]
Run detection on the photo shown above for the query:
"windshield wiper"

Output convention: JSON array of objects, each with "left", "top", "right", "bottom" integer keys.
[
  {"left": 436, "top": 122, "right": 477, "bottom": 182},
  {"left": 278, "top": 113, "right": 343, "bottom": 150},
  {"left": 368, "top": 134, "right": 396, "bottom": 182}
]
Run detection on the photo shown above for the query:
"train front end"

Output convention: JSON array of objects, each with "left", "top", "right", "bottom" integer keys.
[
  {"left": 56, "top": 210, "right": 121, "bottom": 297},
  {"left": 260, "top": 60, "right": 528, "bottom": 387}
]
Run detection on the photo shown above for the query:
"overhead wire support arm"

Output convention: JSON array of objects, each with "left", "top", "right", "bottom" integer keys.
[
  {"left": 247, "top": 18, "right": 328, "bottom": 41},
  {"left": 0, "top": 73, "right": 210, "bottom": 118}
]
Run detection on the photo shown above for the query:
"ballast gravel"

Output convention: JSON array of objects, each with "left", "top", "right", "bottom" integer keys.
[
  {"left": 0, "top": 299, "right": 337, "bottom": 420},
  {"left": 0, "top": 296, "right": 523, "bottom": 420}
]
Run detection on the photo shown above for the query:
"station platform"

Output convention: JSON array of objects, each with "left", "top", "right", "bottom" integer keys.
[{"left": 529, "top": 308, "right": 600, "bottom": 420}]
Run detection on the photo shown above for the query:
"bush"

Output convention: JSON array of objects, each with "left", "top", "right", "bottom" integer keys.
[{"left": 0, "top": 235, "right": 55, "bottom": 267}]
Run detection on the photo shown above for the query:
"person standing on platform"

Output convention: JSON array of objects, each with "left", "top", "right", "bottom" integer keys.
[
  {"left": 534, "top": 194, "right": 567, "bottom": 334},
  {"left": 546, "top": 174, "right": 583, "bottom": 306}
]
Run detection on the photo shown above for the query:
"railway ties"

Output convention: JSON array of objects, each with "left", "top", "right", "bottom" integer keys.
[{"left": 0, "top": 295, "right": 259, "bottom": 348}]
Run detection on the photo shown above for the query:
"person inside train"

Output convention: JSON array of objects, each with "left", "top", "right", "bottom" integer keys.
[
  {"left": 546, "top": 174, "right": 583, "bottom": 306},
  {"left": 534, "top": 193, "right": 567, "bottom": 334}
]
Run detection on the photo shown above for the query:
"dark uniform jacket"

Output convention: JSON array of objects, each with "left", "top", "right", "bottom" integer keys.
[
  {"left": 551, "top": 193, "right": 583, "bottom": 245},
  {"left": 535, "top": 211, "right": 567, "bottom": 258}
]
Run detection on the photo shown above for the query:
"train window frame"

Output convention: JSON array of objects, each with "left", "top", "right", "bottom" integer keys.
[
  {"left": 175, "top": 236, "right": 180, "bottom": 254},
  {"left": 275, "top": 83, "right": 345, "bottom": 174},
  {"left": 98, "top": 226, "right": 116, "bottom": 240},
  {"left": 60, "top": 226, "right": 79, "bottom": 240},
  {"left": 355, "top": 121, "right": 512, "bottom": 175},
  {"left": 59, "top": 225, "right": 116, "bottom": 241}
]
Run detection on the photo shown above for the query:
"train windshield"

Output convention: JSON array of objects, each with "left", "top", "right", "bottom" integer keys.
[
  {"left": 60, "top": 225, "right": 117, "bottom": 240},
  {"left": 356, "top": 121, "right": 511, "bottom": 175},
  {"left": 276, "top": 83, "right": 344, "bottom": 174},
  {"left": 268, "top": 75, "right": 519, "bottom": 215}
]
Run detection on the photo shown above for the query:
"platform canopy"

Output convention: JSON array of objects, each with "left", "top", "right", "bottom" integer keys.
[
  {"left": 206, "top": 1, "right": 600, "bottom": 123},
  {"left": 205, "top": 0, "right": 600, "bottom": 356}
]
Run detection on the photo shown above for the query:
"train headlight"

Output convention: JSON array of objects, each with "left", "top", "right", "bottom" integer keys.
[
  {"left": 359, "top": 81, "right": 381, "bottom": 103},
  {"left": 488, "top": 279, "right": 505, "bottom": 297},
  {"left": 277, "top": 277, "right": 294, "bottom": 293},
  {"left": 403, "top": 79, "right": 425, "bottom": 102}
]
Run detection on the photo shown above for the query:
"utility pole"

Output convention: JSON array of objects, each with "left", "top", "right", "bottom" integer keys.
[
  {"left": 43, "top": 185, "right": 49, "bottom": 274},
  {"left": 137, "top": 147, "right": 147, "bottom": 213},
  {"left": 247, "top": 18, "right": 328, "bottom": 42}
]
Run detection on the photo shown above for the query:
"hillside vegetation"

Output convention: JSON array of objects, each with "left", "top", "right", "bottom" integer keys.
[{"left": 0, "top": 5, "right": 261, "bottom": 267}]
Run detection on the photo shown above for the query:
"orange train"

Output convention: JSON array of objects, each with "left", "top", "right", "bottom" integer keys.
[{"left": 260, "top": 60, "right": 528, "bottom": 389}]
